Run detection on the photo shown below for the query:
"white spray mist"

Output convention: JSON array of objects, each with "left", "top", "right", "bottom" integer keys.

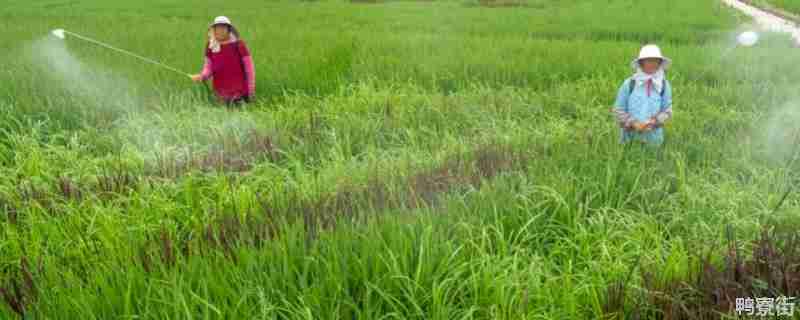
[
  {"left": 23, "top": 32, "right": 265, "bottom": 169},
  {"left": 25, "top": 36, "right": 140, "bottom": 114}
]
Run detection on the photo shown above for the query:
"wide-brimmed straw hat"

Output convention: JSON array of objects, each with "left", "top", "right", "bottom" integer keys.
[{"left": 630, "top": 44, "right": 671, "bottom": 69}]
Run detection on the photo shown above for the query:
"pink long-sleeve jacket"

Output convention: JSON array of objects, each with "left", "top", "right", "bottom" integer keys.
[{"left": 200, "top": 39, "right": 255, "bottom": 102}]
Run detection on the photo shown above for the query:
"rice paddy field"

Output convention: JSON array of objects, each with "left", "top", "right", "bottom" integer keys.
[{"left": 2, "top": 0, "right": 800, "bottom": 318}]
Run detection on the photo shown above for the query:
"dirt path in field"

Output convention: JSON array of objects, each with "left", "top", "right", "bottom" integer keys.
[{"left": 722, "top": 0, "right": 800, "bottom": 46}]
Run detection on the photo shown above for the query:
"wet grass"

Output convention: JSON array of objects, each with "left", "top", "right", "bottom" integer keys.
[{"left": 1, "top": 0, "right": 800, "bottom": 318}]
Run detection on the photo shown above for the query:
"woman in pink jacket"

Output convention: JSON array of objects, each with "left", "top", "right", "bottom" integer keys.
[{"left": 191, "top": 16, "right": 256, "bottom": 105}]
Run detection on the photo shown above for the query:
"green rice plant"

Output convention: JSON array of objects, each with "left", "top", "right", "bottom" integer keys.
[{"left": 1, "top": 0, "right": 800, "bottom": 318}]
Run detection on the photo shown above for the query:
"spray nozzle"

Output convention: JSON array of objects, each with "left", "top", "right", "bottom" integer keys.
[
  {"left": 51, "top": 29, "right": 65, "bottom": 39},
  {"left": 738, "top": 31, "right": 760, "bottom": 47}
]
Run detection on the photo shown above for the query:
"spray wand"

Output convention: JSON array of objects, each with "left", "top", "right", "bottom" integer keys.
[{"left": 50, "top": 28, "right": 193, "bottom": 79}]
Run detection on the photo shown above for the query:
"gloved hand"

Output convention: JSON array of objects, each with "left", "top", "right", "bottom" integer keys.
[
  {"left": 631, "top": 121, "right": 648, "bottom": 132},
  {"left": 631, "top": 119, "right": 657, "bottom": 132},
  {"left": 643, "top": 118, "right": 657, "bottom": 131}
]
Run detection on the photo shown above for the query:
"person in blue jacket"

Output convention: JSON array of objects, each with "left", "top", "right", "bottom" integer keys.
[{"left": 613, "top": 44, "right": 673, "bottom": 146}]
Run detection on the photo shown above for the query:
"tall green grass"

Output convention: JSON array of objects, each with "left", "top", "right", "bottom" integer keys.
[{"left": 1, "top": 0, "right": 800, "bottom": 318}]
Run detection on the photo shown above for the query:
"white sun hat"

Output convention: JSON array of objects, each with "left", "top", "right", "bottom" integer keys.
[
  {"left": 211, "top": 16, "right": 233, "bottom": 26},
  {"left": 210, "top": 16, "right": 233, "bottom": 27},
  {"left": 630, "top": 44, "right": 671, "bottom": 70},
  {"left": 208, "top": 16, "right": 240, "bottom": 39}
]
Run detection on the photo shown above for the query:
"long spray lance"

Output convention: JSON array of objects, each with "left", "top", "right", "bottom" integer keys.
[{"left": 50, "top": 28, "right": 192, "bottom": 79}]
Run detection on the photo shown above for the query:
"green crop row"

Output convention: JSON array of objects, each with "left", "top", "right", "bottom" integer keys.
[{"left": 0, "top": 0, "right": 799, "bottom": 318}]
